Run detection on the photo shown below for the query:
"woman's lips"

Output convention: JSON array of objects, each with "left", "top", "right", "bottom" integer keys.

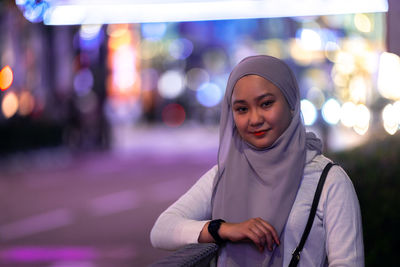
[{"left": 253, "top": 130, "right": 267, "bottom": 136}]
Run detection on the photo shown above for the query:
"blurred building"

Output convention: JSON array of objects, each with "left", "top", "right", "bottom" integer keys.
[{"left": 0, "top": 0, "right": 399, "bottom": 154}]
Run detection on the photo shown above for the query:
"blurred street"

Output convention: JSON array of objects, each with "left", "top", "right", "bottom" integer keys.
[{"left": 0, "top": 127, "right": 218, "bottom": 267}]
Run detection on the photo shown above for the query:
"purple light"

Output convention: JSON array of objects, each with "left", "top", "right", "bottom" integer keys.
[{"left": 0, "top": 246, "right": 99, "bottom": 262}]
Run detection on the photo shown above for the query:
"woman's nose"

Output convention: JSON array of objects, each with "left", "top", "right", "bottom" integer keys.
[{"left": 249, "top": 110, "right": 264, "bottom": 126}]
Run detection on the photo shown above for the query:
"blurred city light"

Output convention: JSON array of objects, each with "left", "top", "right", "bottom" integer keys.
[
  {"left": 39, "top": 0, "right": 388, "bottom": 25},
  {"left": 79, "top": 24, "right": 103, "bottom": 50},
  {"left": 377, "top": 52, "right": 400, "bottom": 100},
  {"left": 353, "top": 104, "right": 370, "bottom": 135},
  {"left": 382, "top": 103, "right": 399, "bottom": 135},
  {"left": 2, "top": 92, "right": 19, "bottom": 119},
  {"left": 300, "top": 99, "right": 317, "bottom": 126},
  {"left": 157, "top": 70, "right": 185, "bottom": 99},
  {"left": 162, "top": 103, "right": 186, "bottom": 127},
  {"left": 349, "top": 75, "right": 368, "bottom": 103},
  {"left": 168, "top": 38, "right": 194, "bottom": 60},
  {"left": 185, "top": 68, "right": 210, "bottom": 91},
  {"left": 73, "top": 68, "right": 94, "bottom": 97},
  {"left": 296, "top": 29, "right": 322, "bottom": 51},
  {"left": 16, "top": 0, "right": 49, "bottom": 23},
  {"left": 354, "top": 13, "right": 372, "bottom": 33},
  {"left": 141, "top": 23, "right": 167, "bottom": 40},
  {"left": 340, "top": 101, "right": 357, "bottom": 127},
  {"left": 324, "top": 41, "right": 340, "bottom": 62},
  {"left": 306, "top": 87, "right": 325, "bottom": 109},
  {"left": 113, "top": 46, "right": 137, "bottom": 90},
  {"left": 322, "top": 98, "right": 341, "bottom": 125},
  {"left": 18, "top": 91, "right": 35, "bottom": 116},
  {"left": 394, "top": 101, "right": 400, "bottom": 125},
  {"left": 335, "top": 51, "right": 356, "bottom": 75},
  {"left": 196, "top": 82, "right": 223, "bottom": 107},
  {"left": 0, "top": 65, "right": 14, "bottom": 91}
]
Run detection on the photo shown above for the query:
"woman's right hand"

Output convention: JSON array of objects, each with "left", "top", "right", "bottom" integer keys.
[{"left": 219, "top": 217, "right": 280, "bottom": 252}]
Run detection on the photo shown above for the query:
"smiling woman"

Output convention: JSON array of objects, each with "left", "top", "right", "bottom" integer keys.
[
  {"left": 151, "top": 55, "right": 364, "bottom": 266},
  {"left": 231, "top": 75, "right": 292, "bottom": 149}
]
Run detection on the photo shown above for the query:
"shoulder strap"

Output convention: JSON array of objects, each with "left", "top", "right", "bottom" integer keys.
[{"left": 289, "top": 162, "right": 337, "bottom": 267}]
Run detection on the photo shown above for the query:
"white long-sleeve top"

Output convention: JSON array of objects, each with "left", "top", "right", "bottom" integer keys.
[{"left": 150, "top": 150, "right": 364, "bottom": 266}]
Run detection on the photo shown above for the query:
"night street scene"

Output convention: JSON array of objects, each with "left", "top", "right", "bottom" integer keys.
[{"left": 0, "top": 0, "right": 399, "bottom": 266}]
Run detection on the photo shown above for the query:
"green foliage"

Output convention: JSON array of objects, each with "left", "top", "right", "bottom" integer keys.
[{"left": 329, "top": 134, "right": 400, "bottom": 266}]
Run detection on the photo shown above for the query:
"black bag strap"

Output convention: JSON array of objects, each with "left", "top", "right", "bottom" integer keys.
[{"left": 288, "top": 162, "right": 337, "bottom": 267}]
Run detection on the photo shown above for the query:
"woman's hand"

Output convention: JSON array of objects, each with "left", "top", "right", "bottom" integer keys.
[{"left": 219, "top": 217, "right": 280, "bottom": 252}]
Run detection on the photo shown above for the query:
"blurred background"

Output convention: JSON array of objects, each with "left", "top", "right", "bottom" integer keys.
[{"left": 0, "top": 0, "right": 399, "bottom": 266}]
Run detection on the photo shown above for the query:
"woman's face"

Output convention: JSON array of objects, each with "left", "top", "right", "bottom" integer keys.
[{"left": 231, "top": 75, "right": 293, "bottom": 149}]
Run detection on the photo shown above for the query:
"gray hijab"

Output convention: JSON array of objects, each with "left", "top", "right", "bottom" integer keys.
[{"left": 211, "top": 55, "right": 322, "bottom": 266}]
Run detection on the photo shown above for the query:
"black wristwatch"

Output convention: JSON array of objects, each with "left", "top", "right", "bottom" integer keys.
[{"left": 208, "top": 219, "right": 226, "bottom": 244}]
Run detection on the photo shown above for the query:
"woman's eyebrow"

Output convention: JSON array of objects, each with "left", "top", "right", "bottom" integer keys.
[
  {"left": 232, "top": 93, "right": 274, "bottom": 105},
  {"left": 255, "top": 93, "right": 274, "bottom": 101},
  {"left": 232, "top": 99, "right": 247, "bottom": 105}
]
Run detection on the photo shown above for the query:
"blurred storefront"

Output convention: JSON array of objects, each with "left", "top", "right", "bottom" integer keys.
[{"left": 0, "top": 0, "right": 399, "bottom": 155}]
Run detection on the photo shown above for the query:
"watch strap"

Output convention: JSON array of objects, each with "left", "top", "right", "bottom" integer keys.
[{"left": 208, "top": 219, "right": 226, "bottom": 244}]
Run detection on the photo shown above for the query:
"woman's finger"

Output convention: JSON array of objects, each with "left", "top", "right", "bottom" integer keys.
[
  {"left": 257, "top": 218, "right": 280, "bottom": 245},
  {"left": 246, "top": 229, "right": 264, "bottom": 252}
]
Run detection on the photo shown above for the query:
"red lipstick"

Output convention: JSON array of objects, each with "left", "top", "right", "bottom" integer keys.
[{"left": 253, "top": 131, "right": 266, "bottom": 136}]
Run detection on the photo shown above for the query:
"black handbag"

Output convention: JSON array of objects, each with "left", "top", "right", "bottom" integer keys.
[{"left": 288, "top": 162, "right": 337, "bottom": 267}]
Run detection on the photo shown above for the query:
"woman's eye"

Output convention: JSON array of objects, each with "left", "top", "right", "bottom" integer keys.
[
  {"left": 262, "top": 101, "right": 273, "bottom": 108},
  {"left": 235, "top": 107, "right": 248, "bottom": 113}
]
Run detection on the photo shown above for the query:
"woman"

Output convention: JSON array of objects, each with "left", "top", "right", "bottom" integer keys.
[{"left": 150, "top": 55, "right": 364, "bottom": 266}]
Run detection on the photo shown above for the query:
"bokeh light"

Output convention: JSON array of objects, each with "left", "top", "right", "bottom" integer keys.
[
  {"left": 296, "top": 29, "right": 322, "bottom": 51},
  {"left": 168, "top": 38, "right": 193, "bottom": 60},
  {"left": 18, "top": 91, "right": 35, "bottom": 116},
  {"left": 185, "top": 68, "right": 210, "bottom": 91},
  {"left": 340, "top": 102, "right": 357, "bottom": 127},
  {"left": 2, "top": 91, "right": 19, "bottom": 119},
  {"left": 321, "top": 98, "right": 341, "bottom": 125},
  {"left": 73, "top": 68, "right": 94, "bottom": 97},
  {"left": 107, "top": 24, "right": 129, "bottom": 38},
  {"left": 196, "top": 82, "right": 223, "bottom": 107},
  {"left": 306, "top": 87, "right": 325, "bottom": 109},
  {"left": 393, "top": 101, "right": 400, "bottom": 125},
  {"left": 202, "top": 49, "right": 227, "bottom": 74},
  {"left": 162, "top": 103, "right": 186, "bottom": 127},
  {"left": 157, "top": 70, "right": 185, "bottom": 99},
  {"left": 354, "top": 14, "right": 372, "bottom": 33},
  {"left": 141, "top": 23, "right": 167, "bottom": 40},
  {"left": 79, "top": 24, "right": 103, "bottom": 50},
  {"left": 335, "top": 51, "right": 356, "bottom": 75},
  {"left": 80, "top": 24, "right": 102, "bottom": 40},
  {"left": 324, "top": 41, "right": 340, "bottom": 62},
  {"left": 349, "top": 76, "right": 368, "bottom": 103},
  {"left": 0, "top": 65, "right": 14, "bottom": 91},
  {"left": 382, "top": 103, "right": 399, "bottom": 135},
  {"left": 300, "top": 99, "right": 317, "bottom": 126},
  {"left": 377, "top": 52, "right": 400, "bottom": 100},
  {"left": 353, "top": 104, "right": 370, "bottom": 135},
  {"left": 17, "top": 0, "right": 48, "bottom": 23},
  {"left": 113, "top": 45, "right": 137, "bottom": 90}
]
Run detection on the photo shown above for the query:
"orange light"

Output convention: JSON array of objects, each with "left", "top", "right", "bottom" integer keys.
[
  {"left": 0, "top": 65, "right": 14, "bottom": 91},
  {"left": 2, "top": 92, "right": 19, "bottom": 118}
]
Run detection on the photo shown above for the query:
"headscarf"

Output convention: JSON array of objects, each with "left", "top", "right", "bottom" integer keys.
[{"left": 211, "top": 55, "right": 322, "bottom": 266}]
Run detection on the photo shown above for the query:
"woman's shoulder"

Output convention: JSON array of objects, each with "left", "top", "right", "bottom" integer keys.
[{"left": 305, "top": 151, "right": 351, "bottom": 186}]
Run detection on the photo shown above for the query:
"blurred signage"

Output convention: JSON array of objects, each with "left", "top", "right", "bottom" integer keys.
[{"left": 21, "top": 0, "right": 389, "bottom": 25}]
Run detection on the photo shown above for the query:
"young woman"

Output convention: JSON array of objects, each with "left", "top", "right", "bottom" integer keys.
[{"left": 150, "top": 55, "right": 364, "bottom": 266}]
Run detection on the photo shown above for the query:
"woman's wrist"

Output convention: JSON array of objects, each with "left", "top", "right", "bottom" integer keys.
[{"left": 208, "top": 219, "right": 227, "bottom": 244}]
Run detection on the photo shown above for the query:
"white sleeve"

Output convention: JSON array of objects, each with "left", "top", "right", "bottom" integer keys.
[
  {"left": 150, "top": 165, "right": 217, "bottom": 250},
  {"left": 323, "top": 166, "right": 365, "bottom": 267}
]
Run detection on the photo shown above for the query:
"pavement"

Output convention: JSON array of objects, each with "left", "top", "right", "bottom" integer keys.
[{"left": 0, "top": 126, "right": 219, "bottom": 267}]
